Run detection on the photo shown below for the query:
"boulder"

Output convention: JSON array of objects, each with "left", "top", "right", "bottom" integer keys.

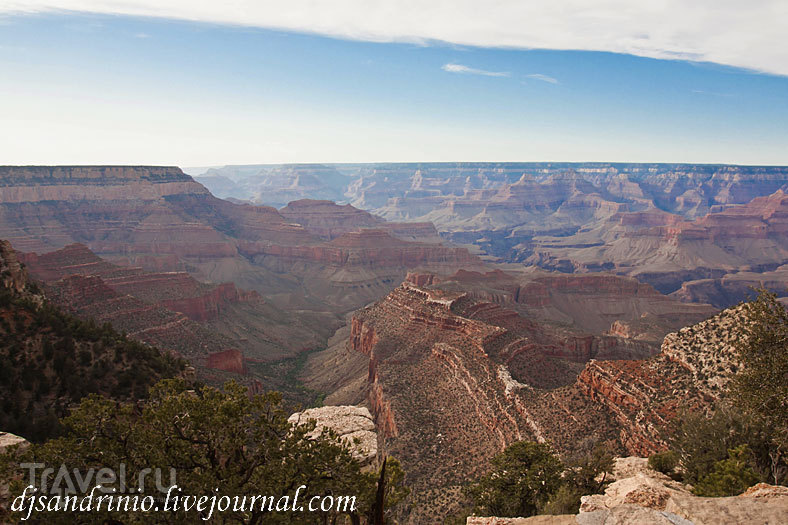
[
  {"left": 471, "top": 457, "right": 788, "bottom": 525},
  {"left": 288, "top": 406, "right": 377, "bottom": 467}
]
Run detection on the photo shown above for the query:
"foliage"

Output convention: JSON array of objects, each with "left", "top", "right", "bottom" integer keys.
[
  {"left": 2, "top": 379, "right": 407, "bottom": 524},
  {"left": 465, "top": 442, "right": 563, "bottom": 517},
  {"left": 540, "top": 443, "right": 614, "bottom": 515},
  {"left": 730, "top": 289, "right": 788, "bottom": 484},
  {"left": 465, "top": 441, "right": 612, "bottom": 518},
  {"left": 0, "top": 289, "right": 184, "bottom": 442},
  {"left": 664, "top": 290, "right": 788, "bottom": 490},
  {"left": 648, "top": 450, "right": 680, "bottom": 477},
  {"left": 693, "top": 445, "right": 761, "bottom": 497},
  {"left": 539, "top": 484, "right": 581, "bottom": 515},
  {"left": 669, "top": 401, "right": 787, "bottom": 487}
]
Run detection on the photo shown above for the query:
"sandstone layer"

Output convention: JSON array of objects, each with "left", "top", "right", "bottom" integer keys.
[
  {"left": 195, "top": 163, "right": 788, "bottom": 305},
  {"left": 302, "top": 274, "right": 721, "bottom": 522},
  {"left": 0, "top": 166, "right": 480, "bottom": 314},
  {"left": 18, "top": 243, "right": 335, "bottom": 398}
]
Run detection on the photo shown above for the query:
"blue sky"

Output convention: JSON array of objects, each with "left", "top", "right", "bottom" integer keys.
[{"left": 1, "top": 6, "right": 787, "bottom": 165}]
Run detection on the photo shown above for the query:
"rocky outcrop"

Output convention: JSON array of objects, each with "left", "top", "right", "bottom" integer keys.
[
  {"left": 21, "top": 243, "right": 260, "bottom": 322},
  {"left": 0, "top": 431, "right": 30, "bottom": 518},
  {"left": 469, "top": 458, "right": 788, "bottom": 524},
  {"left": 243, "top": 229, "right": 477, "bottom": 269},
  {"left": 578, "top": 458, "right": 788, "bottom": 525},
  {"left": 205, "top": 348, "right": 247, "bottom": 375},
  {"left": 405, "top": 268, "right": 715, "bottom": 341},
  {"left": 569, "top": 305, "right": 748, "bottom": 456},
  {"left": 280, "top": 199, "right": 385, "bottom": 239},
  {"left": 0, "top": 240, "right": 28, "bottom": 293},
  {"left": 19, "top": 243, "right": 334, "bottom": 385},
  {"left": 306, "top": 273, "right": 759, "bottom": 521},
  {"left": 280, "top": 199, "right": 443, "bottom": 244},
  {"left": 288, "top": 406, "right": 378, "bottom": 467},
  {"left": 0, "top": 432, "right": 28, "bottom": 453}
]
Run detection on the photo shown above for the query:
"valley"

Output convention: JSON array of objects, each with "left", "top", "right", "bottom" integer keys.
[{"left": 2, "top": 162, "right": 787, "bottom": 521}]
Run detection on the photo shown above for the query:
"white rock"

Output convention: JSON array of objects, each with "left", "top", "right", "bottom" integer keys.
[{"left": 289, "top": 406, "right": 377, "bottom": 466}]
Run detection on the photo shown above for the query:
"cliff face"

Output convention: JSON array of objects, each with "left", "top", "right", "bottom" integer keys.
[
  {"left": 0, "top": 166, "right": 480, "bottom": 314},
  {"left": 405, "top": 268, "right": 715, "bottom": 340},
  {"left": 20, "top": 244, "right": 257, "bottom": 322},
  {"left": 0, "top": 239, "right": 184, "bottom": 442},
  {"left": 279, "top": 199, "right": 384, "bottom": 240},
  {"left": 525, "top": 189, "right": 788, "bottom": 298},
  {"left": 19, "top": 243, "right": 334, "bottom": 387},
  {"left": 315, "top": 271, "right": 715, "bottom": 522},
  {"left": 345, "top": 285, "right": 537, "bottom": 522},
  {"left": 279, "top": 198, "right": 441, "bottom": 243},
  {"left": 566, "top": 306, "right": 748, "bottom": 456},
  {"left": 301, "top": 269, "right": 738, "bottom": 522}
]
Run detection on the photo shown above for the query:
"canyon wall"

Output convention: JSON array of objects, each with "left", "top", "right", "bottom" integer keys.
[
  {"left": 0, "top": 166, "right": 481, "bottom": 314},
  {"left": 305, "top": 271, "right": 719, "bottom": 522}
]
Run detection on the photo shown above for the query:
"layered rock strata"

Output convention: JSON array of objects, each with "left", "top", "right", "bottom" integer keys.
[{"left": 0, "top": 166, "right": 480, "bottom": 313}]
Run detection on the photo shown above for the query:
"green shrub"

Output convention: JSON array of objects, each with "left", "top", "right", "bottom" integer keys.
[
  {"left": 694, "top": 445, "right": 760, "bottom": 497},
  {"left": 649, "top": 450, "right": 680, "bottom": 476}
]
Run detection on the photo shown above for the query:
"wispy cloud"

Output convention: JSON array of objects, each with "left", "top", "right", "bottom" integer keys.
[
  {"left": 442, "top": 63, "right": 509, "bottom": 77},
  {"left": 133, "top": 32, "right": 150, "bottom": 38},
  {"left": 526, "top": 73, "right": 558, "bottom": 84},
  {"left": 2, "top": 1, "right": 787, "bottom": 76}
]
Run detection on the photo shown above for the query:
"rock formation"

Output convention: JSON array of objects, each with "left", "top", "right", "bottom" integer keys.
[
  {"left": 18, "top": 243, "right": 335, "bottom": 388},
  {"left": 467, "top": 458, "right": 788, "bottom": 524},
  {"left": 524, "top": 189, "right": 788, "bottom": 298},
  {"left": 279, "top": 199, "right": 440, "bottom": 243},
  {"left": 301, "top": 273, "right": 721, "bottom": 521},
  {"left": 0, "top": 166, "right": 480, "bottom": 314},
  {"left": 404, "top": 269, "right": 715, "bottom": 341},
  {"left": 288, "top": 406, "right": 378, "bottom": 467},
  {"left": 0, "top": 240, "right": 184, "bottom": 441},
  {"left": 193, "top": 163, "right": 788, "bottom": 305}
]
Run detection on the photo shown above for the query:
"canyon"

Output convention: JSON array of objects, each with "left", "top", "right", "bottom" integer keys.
[
  {"left": 4, "top": 162, "right": 788, "bottom": 522},
  {"left": 18, "top": 243, "right": 331, "bottom": 375},
  {"left": 0, "top": 166, "right": 482, "bottom": 315},
  {"left": 299, "top": 272, "right": 721, "bottom": 521},
  {"left": 193, "top": 162, "right": 788, "bottom": 305},
  {"left": 0, "top": 240, "right": 184, "bottom": 440}
]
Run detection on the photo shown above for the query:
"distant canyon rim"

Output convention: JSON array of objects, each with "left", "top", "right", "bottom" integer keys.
[{"left": 1, "top": 162, "right": 787, "bottom": 521}]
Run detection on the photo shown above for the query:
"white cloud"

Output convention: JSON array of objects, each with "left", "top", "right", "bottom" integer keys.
[
  {"left": 442, "top": 63, "right": 509, "bottom": 77},
  {"left": 133, "top": 32, "right": 150, "bottom": 38},
  {"left": 1, "top": 1, "right": 787, "bottom": 76},
  {"left": 526, "top": 73, "right": 558, "bottom": 84}
]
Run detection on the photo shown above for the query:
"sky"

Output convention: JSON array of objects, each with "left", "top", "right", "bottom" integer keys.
[{"left": 0, "top": 1, "right": 787, "bottom": 166}]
